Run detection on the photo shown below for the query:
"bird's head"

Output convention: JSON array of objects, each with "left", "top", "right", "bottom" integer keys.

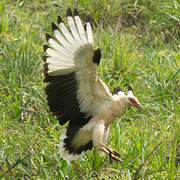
[{"left": 113, "top": 85, "right": 143, "bottom": 110}]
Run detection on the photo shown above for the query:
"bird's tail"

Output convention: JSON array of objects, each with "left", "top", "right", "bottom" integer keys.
[{"left": 59, "top": 127, "right": 93, "bottom": 161}]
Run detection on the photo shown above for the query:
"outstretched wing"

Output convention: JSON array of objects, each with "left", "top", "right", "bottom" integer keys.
[{"left": 43, "top": 8, "right": 113, "bottom": 127}]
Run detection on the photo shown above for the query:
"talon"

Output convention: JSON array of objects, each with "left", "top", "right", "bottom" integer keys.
[
  {"left": 107, "top": 147, "right": 120, "bottom": 157},
  {"left": 111, "top": 149, "right": 120, "bottom": 157},
  {"left": 109, "top": 151, "right": 113, "bottom": 163},
  {"left": 100, "top": 144, "right": 122, "bottom": 163},
  {"left": 111, "top": 154, "right": 122, "bottom": 163}
]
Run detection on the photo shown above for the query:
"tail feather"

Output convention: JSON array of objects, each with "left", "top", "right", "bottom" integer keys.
[
  {"left": 59, "top": 128, "right": 85, "bottom": 161},
  {"left": 59, "top": 127, "right": 92, "bottom": 161}
]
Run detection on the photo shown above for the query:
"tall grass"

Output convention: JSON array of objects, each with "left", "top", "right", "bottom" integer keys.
[{"left": 0, "top": 0, "right": 179, "bottom": 179}]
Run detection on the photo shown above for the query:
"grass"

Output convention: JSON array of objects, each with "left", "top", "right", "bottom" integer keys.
[{"left": 0, "top": 0, "right": 180, "bottom": 179}]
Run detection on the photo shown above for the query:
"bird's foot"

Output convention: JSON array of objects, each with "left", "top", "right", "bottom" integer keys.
[{"left": 101, "top": 145, "right": 122, "bottom": 163}]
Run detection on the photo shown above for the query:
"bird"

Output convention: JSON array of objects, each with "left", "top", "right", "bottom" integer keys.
[{"left": 42, "top": 8, "right": 142, "bottom": 162}]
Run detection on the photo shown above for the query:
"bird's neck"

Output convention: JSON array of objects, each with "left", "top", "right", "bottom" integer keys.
[{"left": 111, "top": 96, "right": 130, "bottom": 118}]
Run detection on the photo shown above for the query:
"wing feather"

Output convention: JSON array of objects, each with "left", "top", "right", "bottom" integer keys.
[
  {"left": 86, "top": 21, "right": 94, "bottom": 44},
  {"left": 43, "top": 8, "right": 113, "bottom": 127},
  {"left": 47, "top": 36, "right": 69, "bottom": 55},
  {"left": 57, "top": 17, "right": 75, "bottom": 44},
  {"left": 74, "top": 14, "right": 87, "bottom": 44},
  {"left": 45, "top": 47, "right": 71, "bottom": 59},
  {"left": 67, "top": 16, "right": 82, "bottom": 45},
  {"left": 53, "top": 28, "right": 75, "bottom": 52},
  {"left": 46, "top": 57, "right": 74, "bottom": 66}
]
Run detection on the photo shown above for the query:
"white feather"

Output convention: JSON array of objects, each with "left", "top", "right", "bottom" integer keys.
[
  {"left": 48, "top": 38, "right": 71, "bottom": 56},
  {"left": 48, "top": 64, "right": 74, "bottom": 70},
  {"left": 46, "top": 57, "right": 74, "bottom": 66},
  {"left": 54, "top": 30, "right": 75, "bottom": 52},
  {"left": 58, "top": 22, "right": 78, "bottom": 48},
  {"left": 72, "top": 44, "right": 113, "bottom": 115},
  {"left": 67, "top": 16, "right": 82, "bottom": 45},
  {"left": 118, "top": 91, "right": 125, "bottom": 97},
  {"left": 127, "top": 90, "right": 134, "bottom": 96},
  {"left": 48, "top": 62, "right": 74, "bottom": 69},
  {"left": 74, "top": 15, "right": 87, "bottom": 44},
  {"left": 86, "top": 22, "right": 94, "bottom": 44},
  {"left": 46, "top": 48, "right": 72, "bottom": 60}
]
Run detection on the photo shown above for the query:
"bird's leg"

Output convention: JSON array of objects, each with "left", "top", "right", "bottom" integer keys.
[
  {"left": 103, "top": 126, "right": 110, "bottom": 145},
  {"left": 92, "top": 120, "right": 122, "bottom": 163}
]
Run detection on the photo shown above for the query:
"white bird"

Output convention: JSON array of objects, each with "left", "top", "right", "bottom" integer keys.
[{"left": 43, "top": 8, "right": 142, "bottom": 162}]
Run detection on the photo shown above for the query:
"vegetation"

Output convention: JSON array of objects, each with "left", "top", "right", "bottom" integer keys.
[{"left": 0, "top": 0, "right": 179, "bottom": 179}]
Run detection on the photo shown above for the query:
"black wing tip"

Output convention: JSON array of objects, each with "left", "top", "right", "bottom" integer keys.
[
  {"left": 43, "top": 63, "right": 49, "bottom": 79},
  {"left": 73, "top": 8, "right": 79, "bottom": 16},
  {"left": 116, "top": 86, "right": 122, "bottom": 92},
  {"left": 86, "top": 16, "right": 91, "bottom": 23},
  {"left": 57, "top": 16, "right": 63, "bottom": 24},
  {"left": 83, "top": 16, "right": 91, "bottom": 31},
  {"left": 112, "top": 86, "right": 122, "bottom": 95},
  {"left": 42, "top": 56, "right": 48, "bottom": 62},
  {"left": 112, "top": 87, "right": 118, "bottom": 95},
  {"left": 93, "top": 48, "right": 101, "bottom": 65},
  {"left": 96, "top": 48, "right": 101, "bottom": 53},
  {"left": 44, "top": 75, "right": 50, "bottom": 82},
  {"left": 66, "top": 7, "right": 72, "bottom": 17},
  {"left": 43, "top": 45, "right": 50, "bottom": 52},
  {"left": 46, "top": 33, "right": 52, "bottom": 41},
  {"left": 84, "top": 23, "right": 87, "bottom": 31},
  {"left": 128, "top": 85, "right": 132, "bottom": 91},
  {"left": 51, "top": 22, "right": 58, "bottom": 31},
  {"left": 43, "top": 63, "right": 49, "bottom": 71}
]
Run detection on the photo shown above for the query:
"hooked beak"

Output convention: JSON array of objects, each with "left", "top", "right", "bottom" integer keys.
[{"left": 135, "top": 103, "right": 143, "bottom": 111}]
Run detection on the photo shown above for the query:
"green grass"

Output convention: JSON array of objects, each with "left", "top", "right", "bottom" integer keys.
[{"left": 0, "top": 0, "right": 180, "bottom": 179}]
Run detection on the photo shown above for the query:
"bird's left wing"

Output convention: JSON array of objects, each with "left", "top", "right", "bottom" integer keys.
[{"left": 43, "top": 8, "right": 113, "bottom": 127}]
